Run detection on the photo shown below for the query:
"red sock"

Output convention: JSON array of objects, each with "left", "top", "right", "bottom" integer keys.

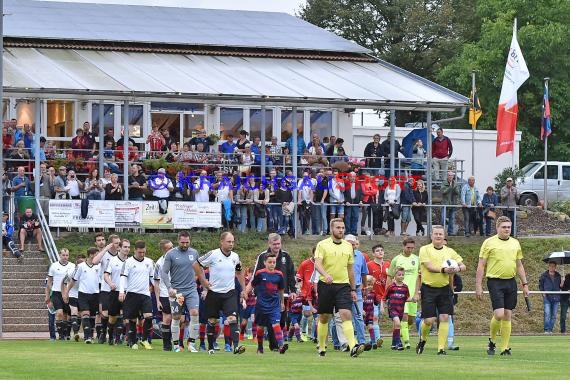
[{"left": 199, "top": 323, "right": 206, "bottom": 341}]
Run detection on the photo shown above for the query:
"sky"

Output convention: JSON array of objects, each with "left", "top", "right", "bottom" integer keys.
[{"left": 36, "top": 0, "right": 307, "bottom": 14}]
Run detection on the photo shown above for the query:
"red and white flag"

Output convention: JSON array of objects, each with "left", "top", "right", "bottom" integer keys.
[{"left": 495, "top": 20, "right": 530, "bottom": 156}]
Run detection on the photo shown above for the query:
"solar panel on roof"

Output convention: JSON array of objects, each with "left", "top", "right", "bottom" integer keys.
[{"left": 4, "top": 0, "right": 370, "bottom": 53}]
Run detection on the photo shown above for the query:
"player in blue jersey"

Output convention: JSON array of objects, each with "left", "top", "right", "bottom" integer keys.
[{"left": 244, "top": 252, "right": 288, "bottom": 354}]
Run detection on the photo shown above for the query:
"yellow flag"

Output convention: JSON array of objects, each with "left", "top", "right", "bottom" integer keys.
[{"left": 469, "top": 89, "right": 482, "bottom": 129}]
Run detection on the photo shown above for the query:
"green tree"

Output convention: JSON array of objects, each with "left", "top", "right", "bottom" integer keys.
[{"left": 434, "top": 0, "right": 570, "bottom": 164}]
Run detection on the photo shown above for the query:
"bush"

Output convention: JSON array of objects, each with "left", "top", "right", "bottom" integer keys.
[
  {"left": 550, "top": 200, "right": 570, "bottom": 215},
  {"left": 494, "top": 165, "right": 525, "bottom": 191}
]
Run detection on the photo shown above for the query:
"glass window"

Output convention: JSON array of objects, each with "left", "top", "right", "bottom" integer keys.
[
  {"left": 534, "top": 165, "right": 559, "bottom": 180},
  {"left": 183, "top": 113, "right": 205, "bottom": 144},
  {"left": 46, "top": 100, "right": 74, "bottom": 138},
  {"left": 220, "top": 108, "right": 243, "bottom": 139},
  {"left": 309, "top": 111, "right": 332, "bottom": 139},
  {"left": 280, "top": 109, "right": 304, "bottom": 142},
  {"left": 120, "top": 104, "right": 143, "bottom": 138},
  {"left": 250, "top": 109, "right": 273, "bottom": 143},
  {"left": 92, "top": 103, "right": 115, "bottom": 135},
  {"left": 563, "top": 166, "right": 570, "bottom": 181}
]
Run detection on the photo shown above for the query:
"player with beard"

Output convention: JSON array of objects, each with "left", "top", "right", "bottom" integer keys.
[
  {"left": 103, "top": 239, "right": 131, "bottom": 345},
  {"left": 314, "top": 218, "right": 365, "bottom": 358},
  {"left": 160, "top": 231, "right": 200, "bottom": 352}
]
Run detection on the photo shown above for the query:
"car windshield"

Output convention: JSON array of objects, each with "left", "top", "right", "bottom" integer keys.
[{"left": 521, "top": 162, "right": 542, "bottom": 176}]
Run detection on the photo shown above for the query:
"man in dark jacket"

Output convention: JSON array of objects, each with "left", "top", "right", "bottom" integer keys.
[
  {"left": 363, "top": 134, "right": 384, "bottom": 174},
  {"left": 252, "top": 233, "right": 296, "bottom": 349},
  {"left": 343, "top": 172, "right": 363, "bottom": 236},
  {"left": 539, "top": 262, "right": 562, "bottom": 333}
]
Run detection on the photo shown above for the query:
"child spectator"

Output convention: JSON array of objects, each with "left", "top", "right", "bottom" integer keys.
[
  {"left": 2, "top": 211, "right": 22, "bottom": 258},
  {"left": 384, "top": 267, "right": 411, "bottom": 350}
]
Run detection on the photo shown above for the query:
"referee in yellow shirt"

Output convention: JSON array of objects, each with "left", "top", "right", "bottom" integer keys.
[
  {"left": 314, "top": 218, "right": 364, "bottom": 358},
  {"left": 416, "top": 225, "right": 466, "bottom": 355},
  {"left": 476, "top": 216, "right": 529, "bottom": 356}
]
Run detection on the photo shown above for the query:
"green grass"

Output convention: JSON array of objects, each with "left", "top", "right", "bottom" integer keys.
[{"left": 0, "top": 336, "right": 568, "bottom": 379}]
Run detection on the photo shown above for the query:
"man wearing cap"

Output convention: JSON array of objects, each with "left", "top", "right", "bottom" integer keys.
[{"left": 500, "top": 178, "right": 519, "bottom": 236}]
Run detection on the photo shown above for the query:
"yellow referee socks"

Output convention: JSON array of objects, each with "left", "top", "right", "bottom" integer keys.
[
  {"left": 317, "top": 321, "right": 328, "bottom": 352},
  {"left": 401, "top": 322, "right": 410, "bottom": 344},
  {"left": 341, "top": 320, "right": 357, "bottom": 349},
  {"left": 500, "top": 320, "right": 512, "bottom": 351},
  {"left": 490, "top": 316, "right": 501, "bottom": 342},
  {"left": 421, "top": 320, "right": 431, "bottom": 341},
  {"left": 438, "top": 321, "right": 449, "bottom": 351}
]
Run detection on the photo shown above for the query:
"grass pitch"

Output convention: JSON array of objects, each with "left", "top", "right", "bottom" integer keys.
[{"left": 0, "top": 335, "right": 566, "bottom": 380}]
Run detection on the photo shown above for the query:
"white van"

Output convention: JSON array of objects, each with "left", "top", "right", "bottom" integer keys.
[{"left": 516, "top": 161, "right": 570, "bottom": 206}]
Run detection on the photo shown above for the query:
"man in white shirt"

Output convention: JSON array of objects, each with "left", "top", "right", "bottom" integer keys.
[
  {"left": 151, "top": 168, "right": 174, "bottom": 214},
  {"left": 64, "top": 247, "right": 100, "bottom": 344},
  {"left": 103, "top": 239, "right": 130, "bottom": 345},
  {"left": 66, "top": 170, "right": 83, "bottom": 199},
  {"left": 193, "top": 232, "right": 246, "bottom": 355},
  {"left": 119, "top": 240, "right": 154, "bottom": 350},
  {"left": 194, "top": 170, "right": 211, "bottom": 202},
  {"left": 154, "top": 239, "right": 175, "bottom": 351},
  {"left": 45, "top": 248, "right": 75, "bottom": 340}
]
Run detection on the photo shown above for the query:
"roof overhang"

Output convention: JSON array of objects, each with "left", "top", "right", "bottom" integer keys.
[{"left": 3, "top": 47, "right": 469, "bottom": 112}]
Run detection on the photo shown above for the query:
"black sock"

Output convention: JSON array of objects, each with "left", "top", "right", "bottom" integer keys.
[
  {"left": 71, "top": 316, "right": 79, "bottom": 334},
  {"left": 82, "top": 316, "right": 91, "bottom": 339},
  {"left": 95, "top": 322, "right": 102, "bottom": 339},
  {"left": 128, "top": 320, "right": 137, "bottom": 346},
  {"left": 230, "top": 321, "right": 240, "bottom": 350},
  {"left": 64, "top": 320, "right": 71, "bottom": 337},
  {"left": 56, "top": 321, "right": 64, "bottom": 339},
  {"left": 108, "top": 323, "right": 115, "bottom": 342},
  {"left": 115, "top": 317, "right": 123, "bottom": 341},
  {"left": 161, "top": 324, "right": 171, "bottom": 350},
  {"left": 142, "top": 317, "right": 152, "bottom": 342},
  {"left": 206, "top": 322, "right": 216, "bottom": 350},
  {"left": 101, "top": 317, "right": 109, "bottom": 340}
]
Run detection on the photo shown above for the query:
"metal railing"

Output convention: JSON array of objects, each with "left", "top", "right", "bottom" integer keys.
[{"left": 35, "top": 197, "right": 59, "bottom": 263}]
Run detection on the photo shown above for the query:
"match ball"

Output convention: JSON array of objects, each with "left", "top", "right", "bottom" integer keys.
[{"left": 442, "top": 259, "right": 459, "bottom": 270}]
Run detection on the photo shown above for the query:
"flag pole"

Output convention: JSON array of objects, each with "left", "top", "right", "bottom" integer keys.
[
  {"left": 543, "top": 77, "right": 550, "bottom": 211},
  {"left": 511, "top": 18, "right": 517, "bottom": 171},
  {"left": 471, "top": 71, "right": 476, "bottom": 176}
]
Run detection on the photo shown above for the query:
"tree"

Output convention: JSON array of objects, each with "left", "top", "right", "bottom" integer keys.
[{"left": 437, "top": 0, "right": 570, "bottom": 164}]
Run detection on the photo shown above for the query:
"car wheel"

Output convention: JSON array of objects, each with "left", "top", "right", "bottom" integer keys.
[{"left": 519, "top": 194, "right": 537, "bottom": 206}]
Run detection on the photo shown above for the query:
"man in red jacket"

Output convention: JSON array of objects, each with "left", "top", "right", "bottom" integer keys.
[{"left": 431, "top": 128, "right": 453, "bottom": 183}]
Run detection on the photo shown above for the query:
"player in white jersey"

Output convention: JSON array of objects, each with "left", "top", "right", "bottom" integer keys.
[
  {"left": 45, "top": 248, "right": 75, "bottom": 340},
  {"left": 92, "top": 233, "right": 120, "bottom": 343},
  {"left": 63, "top": 254, "right": 85, "bottom": 341},
  {"left": 194, "top": 232, "right": 246, "bottom": 355},
  {"left": 154, "top": 239, "right": 175, "bottom": 351},
  {"left": 119, "top": 240, "right": 154, "bottom": 350},
  {"left": 104, "top": 239, "right": 130, "bottom": 345},
  {"left": 64, "top": 247, "right": 101, "bottom": 344}
]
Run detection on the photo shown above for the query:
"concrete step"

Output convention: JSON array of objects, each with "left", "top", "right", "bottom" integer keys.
[
  {"left": 3, "top": 299, "right": 47, "bottom": 310},
  {"left": 3, "top": 308, "right": 47, "bottom": 318},
  {"left": 2, "top": 324, "right": 49, "bottom": 332},
  {"left": 3, "top": 285, "right": 46, "bottom": 294},
  {"left": 3, "top": 256, "right": 48, "bottom": 265},
  {"left": 3, "top": 271, "right": 47, "bottom": 280},
  {"left": 3, "top": 316, "right": 49, "bottom": 325},
  {"left": 3, "top": 278, "right": 49, "bottom": 288},
  {"left": 3, "top": 249, "right": 45, "bottom": 259},
  {"left": 3, "top": 264, "right": 49, "bottom": 273}
]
